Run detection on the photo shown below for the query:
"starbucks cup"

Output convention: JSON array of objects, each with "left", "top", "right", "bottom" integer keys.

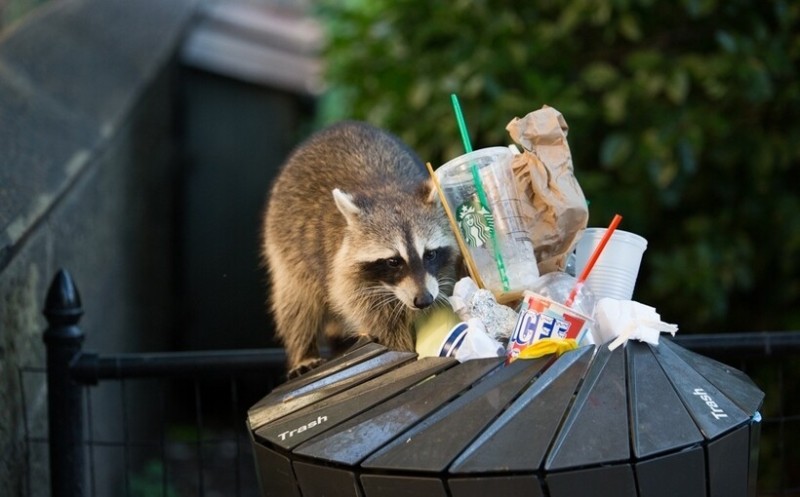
[
  {"left": 574, "top": 228, "right": 648, "bottom": 301},
  {"left": 436, "top": 147, "right": 539, "bottom": 303}
]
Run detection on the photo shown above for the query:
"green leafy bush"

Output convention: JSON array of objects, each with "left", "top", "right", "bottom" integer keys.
[{"left": 316, "top": 0, "right": 800, "bottom": 332}]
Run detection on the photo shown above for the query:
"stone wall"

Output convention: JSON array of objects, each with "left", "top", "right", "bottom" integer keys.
[
  {"left": 0, "top": 0, "right": 198, "bottom": 494},
  {"left": 0, "top": 0, "right": 53, "bottom": 30}
]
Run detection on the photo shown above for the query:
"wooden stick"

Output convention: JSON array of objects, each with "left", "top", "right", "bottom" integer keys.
[{"left": 426, "top": 162, "right": 485, "bottom": 288}]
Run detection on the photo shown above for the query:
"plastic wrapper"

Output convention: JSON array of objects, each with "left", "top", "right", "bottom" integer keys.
[
  {"left": 526, "top": 271, "right": 596, "bottom": 319},
  {"left": 517, "top": 338, "right": 578, "bottom": 360}
]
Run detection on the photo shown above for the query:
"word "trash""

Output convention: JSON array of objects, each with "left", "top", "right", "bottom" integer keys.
[
  {"left": 692, "top": 388, "right": 728, "bottom": 420},
  {"left": 278, "top": 415, "right": 328, "bottom": 441}
]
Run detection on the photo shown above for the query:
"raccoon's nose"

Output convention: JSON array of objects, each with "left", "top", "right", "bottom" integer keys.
[{"left": 413, "top": 292, "right": 434, "bottom": 309}]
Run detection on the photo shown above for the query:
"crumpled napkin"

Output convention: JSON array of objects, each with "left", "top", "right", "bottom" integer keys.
[
  {"left": 593, "top": 298, "right": 678, "bottom": 351},
  {"left": 452, "top": 318, "right": 505, "bottom": 362}
]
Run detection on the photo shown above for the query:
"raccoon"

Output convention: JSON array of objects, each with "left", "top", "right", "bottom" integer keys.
[{"left": 262, "top": 121, "right": 458, "bottom": 377}]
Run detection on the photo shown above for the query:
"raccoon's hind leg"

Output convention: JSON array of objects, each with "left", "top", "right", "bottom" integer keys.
[
  {"left": 275, "top": 298, "right": 326, "bottom": 378},
  {"left": 269, "top": 270, "right": 326, "bottom": 377}
]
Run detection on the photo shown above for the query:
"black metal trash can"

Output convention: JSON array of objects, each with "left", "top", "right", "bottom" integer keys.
[{"left": 247, "top": 337, "right": 763, "bottom": 497}]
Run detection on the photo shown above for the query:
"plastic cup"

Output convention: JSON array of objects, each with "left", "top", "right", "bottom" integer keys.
[
  {"left": 574, "top": 228, "right": 648, "bottom": 301},
  {"left": 415, "top": 306, "right": 462, "bottom": 358},
  {"left": 506, "top": 292, "right": 594, "bottom": 361},
  {"left": 436, "top": 147, "right": 539, "bottom": 302}
]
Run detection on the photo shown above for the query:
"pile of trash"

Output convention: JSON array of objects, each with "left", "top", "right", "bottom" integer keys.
[{"left": 417, "top": 104, "right": 677, "bottom": 363}]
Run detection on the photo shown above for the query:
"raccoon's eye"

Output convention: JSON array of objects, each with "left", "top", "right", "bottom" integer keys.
[
  {"left": 423, "top": 249, "right": 438, "bottom": 261},
  {"left": 385, "top": 257, "right": 403, "bottom": 268}
]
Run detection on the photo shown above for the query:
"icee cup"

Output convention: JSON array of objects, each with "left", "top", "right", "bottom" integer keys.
[
  {"left": 436, "top": 147, "right": 539, "bottom": 304},
  {"left": 507, "top": 291, "right": 594, "bottom": 361}
]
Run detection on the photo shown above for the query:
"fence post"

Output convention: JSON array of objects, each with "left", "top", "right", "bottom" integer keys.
[{"left": 43, "top": 269, "right": 86, "bottom": 497}]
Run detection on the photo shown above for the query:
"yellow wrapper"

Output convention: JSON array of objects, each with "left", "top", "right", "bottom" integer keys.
[{"left": 517, "top": 338, "right": 578, "bottom": 360}]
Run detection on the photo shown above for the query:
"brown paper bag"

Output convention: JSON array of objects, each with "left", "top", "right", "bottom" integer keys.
[{"left": 506, "top": 105, "right": 589, "bottom": 274}]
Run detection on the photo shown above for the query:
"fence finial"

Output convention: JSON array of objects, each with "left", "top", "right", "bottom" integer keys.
[
  {"left": 43, "top": 268, "right": 84, "bottom": 327},
  {"left": 42, "top": 268, "right": 87, "bottom": 497}
]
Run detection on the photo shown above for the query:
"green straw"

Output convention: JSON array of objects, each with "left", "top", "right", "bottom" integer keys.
[
  {"left": 450, "top": 94, "right": 510, "bottom": 292},
  {"left": 451, "top": 94, "right": 474, "bottom": 153}
]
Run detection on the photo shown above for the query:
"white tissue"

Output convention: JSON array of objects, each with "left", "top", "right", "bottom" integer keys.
[
  {"left": 593, "top": 298, "right": 678, "bottom": 351},
  {"left": 449, "top": 277, "right": 480, "bottom": 320},
  {"left": 453, "top": 319, "right": 505, "bottom": 362}
]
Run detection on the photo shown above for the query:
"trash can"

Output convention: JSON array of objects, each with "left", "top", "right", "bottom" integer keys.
[{"left": 247, "top": 337, "right": 763, "bottom": 497}]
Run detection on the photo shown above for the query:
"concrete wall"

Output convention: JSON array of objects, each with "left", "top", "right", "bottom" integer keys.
[{"left": 0, "top": 0, "right": 198, "bottom": 494}]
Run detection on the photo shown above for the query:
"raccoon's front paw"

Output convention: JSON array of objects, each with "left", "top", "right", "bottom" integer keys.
[{"left": 287, "top": 357, "right": 327, "bottom": 379}]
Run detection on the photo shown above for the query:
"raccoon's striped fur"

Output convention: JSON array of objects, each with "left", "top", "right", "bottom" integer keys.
[{"left": 262, "top": 121, "right": 457, "bottom": 377}]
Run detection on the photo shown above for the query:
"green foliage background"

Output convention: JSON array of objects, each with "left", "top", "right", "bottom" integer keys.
[{"left": 315, "top": 0, "right": 800, "bottom": 333}]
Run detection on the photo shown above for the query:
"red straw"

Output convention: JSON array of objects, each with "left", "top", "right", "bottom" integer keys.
[{"left": 564, "top": 214, "right": 623, "bottom": 307}]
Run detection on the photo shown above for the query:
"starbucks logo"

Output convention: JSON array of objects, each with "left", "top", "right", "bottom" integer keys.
[{"left": 456, "top": 199, "right": 495, "bottom": 248}]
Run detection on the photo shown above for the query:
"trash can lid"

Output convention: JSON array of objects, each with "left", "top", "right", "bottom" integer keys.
[{"left": 248, "top": 336, "right": 764, "bottom": 489}]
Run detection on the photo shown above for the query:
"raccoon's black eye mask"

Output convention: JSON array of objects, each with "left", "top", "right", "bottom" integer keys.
[
  {"left": 358, "top": 246, "right": 454, "bottom": 285},
  {"left": 424, "top": 246, "right": 453, "bottom": 272},
  {"left": 423, "top": 248, "right": 439, "bottom": 262},
  {"left": 385, "top": 257, "right": 403, "bottom": 268},
  {"left": 359, "top": 256, "right": 407, "bottom": 284}
]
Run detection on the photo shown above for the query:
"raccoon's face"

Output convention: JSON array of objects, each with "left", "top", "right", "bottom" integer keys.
[
  {"left": 332, "top": 187, "right": 456, "bottom": 310},
  {"left": 355, "top": 232, "right": 455, "bottom": 310}
]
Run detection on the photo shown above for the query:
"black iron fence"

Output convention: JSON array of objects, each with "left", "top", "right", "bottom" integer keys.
[
  {"left": 21, "top": 270, "right": 288, "bottom": 497},
  {"left": 20, "top": 270, "right": 800, "bottom": 496}
]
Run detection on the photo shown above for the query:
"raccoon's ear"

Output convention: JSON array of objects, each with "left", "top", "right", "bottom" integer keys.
[
  {"left": 332, "top": 188, "right": 361, "bottom": 225},
  {"left": 419, "top": 178, "right": 439, "bottom": 205}
]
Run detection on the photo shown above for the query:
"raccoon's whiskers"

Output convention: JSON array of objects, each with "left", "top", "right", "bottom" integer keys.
[
  {"left": 390, "top": 299, "right": 406, "bottom": 323},
  {"left": 432, "top": 293, "right": 451, "bottom": 311},
  {"left": 367, "top": 296, "right": 397, "bottom": 315},
  {"left": 360, "top": 284, "right": 393, "bottom": 299},
  {"left": 361, "top": 284, "right": 404, "bottom": 321},
  {"left": 437, "top": 276, "right": 457, "bottom": 298},
  {"left": 369, "top": 299, "right": 404, "bottom": 330},
  {"left": 358, "top": 285, "right": 397, "bottom": 313}
]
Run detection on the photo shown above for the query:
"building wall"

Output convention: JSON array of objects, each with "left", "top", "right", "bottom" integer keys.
[
  {"left": 0, "top": 0, "right": 52, "bottom": 31},
  {"left": 0, "top": 1, "right": 198, "bottom": 494},
  {"left": 1, "top": 0, "right": 321, "bottom": 492}
]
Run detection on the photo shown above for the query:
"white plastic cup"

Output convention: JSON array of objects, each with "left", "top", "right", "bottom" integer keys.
[
  {"left": 574, "top": 228, "right": 648, "bottom": 301},
  {"left": 436, "top": 147, "right": 539, "bottom": 301}
]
